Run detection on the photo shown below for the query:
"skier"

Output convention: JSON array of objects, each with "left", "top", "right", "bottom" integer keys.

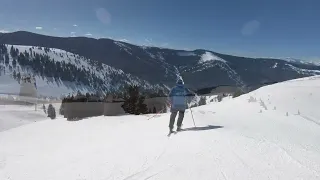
[{"left": 168, "top": 78, "right": 191, "bottom": 133}]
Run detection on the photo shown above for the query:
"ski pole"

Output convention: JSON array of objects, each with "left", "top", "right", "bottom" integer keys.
[
  {"left": 147, "top": 108, "right": 165, "bottom": 120},
  {"left": 189, "top": 106, "right": 196, "bottom": 127}
]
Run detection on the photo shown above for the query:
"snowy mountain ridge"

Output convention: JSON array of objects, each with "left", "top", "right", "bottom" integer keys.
[
  {"left": 1, "top": 31, "right": 320, "bottom": 93},
  {"left": 0, "top": 44, "right": 167, "bottom": 98},
  {"left": 283, "top": 57, "right": 320, "bottom": 66}
]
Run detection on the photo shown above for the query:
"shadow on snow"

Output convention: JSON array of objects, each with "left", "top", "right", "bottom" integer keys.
[{"left": 182, "top": 125, "right": 223, "bottom": 132}]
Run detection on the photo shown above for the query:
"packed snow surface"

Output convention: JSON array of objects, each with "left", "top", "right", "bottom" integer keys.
[{"left": 0, "top": 76, "right": 320, "bottom": 180}]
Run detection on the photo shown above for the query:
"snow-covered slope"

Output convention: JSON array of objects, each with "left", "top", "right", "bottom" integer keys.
[
  {"left": 0, "top": 44, "right": 166, "bottom": 98},
  {"left": 2, "top": 31, "right": 320, "bottom": 92},
  {"left": 0, "top": 103, "right": 57, "bottom": 131},
  {"left": 0, "top": 76, "right": 320, "bottom": 180},
  {"left": 199, "top": 52, "right": 227, "bottom": 64},
  {"left": 284, "top": 57, "right": 320, "bottom": 66}
]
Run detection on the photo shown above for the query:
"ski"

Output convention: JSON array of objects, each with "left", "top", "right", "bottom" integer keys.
[
  {"left": 167, "top": 131, "right": 176, "bottom": 137},
  {"left": 167, "top": 129, "right": 184, "bottom": 137}
]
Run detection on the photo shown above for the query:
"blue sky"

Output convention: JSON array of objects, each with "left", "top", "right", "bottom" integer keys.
[{"left": 0, "top": 0, "right": 319, "bottom": 61}]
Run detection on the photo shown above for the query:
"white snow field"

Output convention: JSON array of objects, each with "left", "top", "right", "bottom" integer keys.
[
  {"left": 0, "top": 101, "right": 62, "bottom": 132},
  {"left": 0, "top": 76, "right": 320, "bottom": 180}
]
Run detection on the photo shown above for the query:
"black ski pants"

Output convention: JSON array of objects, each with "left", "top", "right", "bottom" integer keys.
[{"left": 169, "top": 110, "right": 185, "bottom": 130}]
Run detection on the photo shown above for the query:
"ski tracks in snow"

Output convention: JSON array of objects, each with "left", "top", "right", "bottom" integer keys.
[
  {"left": 300, "top": 115, "right": 320, "bottom": 127},
  {"left": 122, "top": 141, "right": 169, "bottom": 180},
  {"left": 240, "top": 134, "right": 320, "bottom": 178}
]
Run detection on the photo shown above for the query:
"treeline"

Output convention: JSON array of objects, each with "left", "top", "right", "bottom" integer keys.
[
  {"left": 60, "top": 92, "right": 104, "bottom": 120},
  {"left": 0, "top": 44, "right": 106, "bottom": 90},
  {"left": 60, "top": 85, "right": 167, "bottom": 120}
]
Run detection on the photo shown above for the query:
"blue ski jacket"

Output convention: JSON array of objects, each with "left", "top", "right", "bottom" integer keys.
[{"left": 169, "top": 83, "right": 190, "bottom": 111}]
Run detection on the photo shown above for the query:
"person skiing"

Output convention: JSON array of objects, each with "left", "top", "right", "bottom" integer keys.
[{"left": 168, "top": 78, "right": 190, "bottom": 133}]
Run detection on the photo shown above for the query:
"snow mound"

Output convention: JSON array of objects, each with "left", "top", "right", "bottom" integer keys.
[
  {"left": 199, "top": 52, "right": 227, "bottom": 64},
  {"left": 0, "top": 76, "right": 320, "bottom": 180}
]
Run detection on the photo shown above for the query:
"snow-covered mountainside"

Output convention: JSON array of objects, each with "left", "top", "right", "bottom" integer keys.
[
  {"left": 284, "top": 57, "right": 320, "bottom": 66},
  {"left": 0, "top": 44, "right": 166, "bottom": 97},
  {"left": 0, "top": 76, "right": 319, "bottom": 179},
  {"left": 1, "top": 31, "right": 320, "bottom": 92}
]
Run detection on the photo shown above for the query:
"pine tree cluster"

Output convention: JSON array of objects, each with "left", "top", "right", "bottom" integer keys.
[
  {"left": 60, "top": 93, "right": 104, "bottom": 120},
  {"left": 121, "top": 85, "right": 148, "bottom": 115}
]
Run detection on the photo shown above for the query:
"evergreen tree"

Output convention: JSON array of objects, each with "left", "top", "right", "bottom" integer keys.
[
  {"left": 198, "top": 96, "right": 206, "bottom": 106},
  {"left": 59, "top": 101, "right": 65, "bottom": 115},
  {"left": 15, "top": 48, "right": 19, "bottom": 56},
  {"left": 0, "top": 44, "right": 5, "bottom": 54},
  {"left": 24, "top": 50, "right": 29, "bottom": 59},
  {"left": 0, "top": 55, "right": 4, "bottom": 64},
  {"left": 0, "top": 65, "right": 4, "bottom": 76},
  {"left": 47, "top": 104, "right": 56, "bottom": 119},
  {"left": 43, "top": 104, "right": 47, "bottom": 114},
  {"left": 10, "top": 46, "right": 14, "bottom": 57},
  {"left": 4, "top": 54, "right": 9, "bottom": 66},
  {"left": 137, "top": 96, "right": 148, "bottom": 115},
  {"left": 233, "top": 89, "right": 243, "bottom": 98},
  {"left": 122, "top": 85, "right": 148, "bottom": 115},
  {"left": 13, "top": 70, "right": 17, "bottom": 80},
  {"left": 12, "top": 59, "right": 17, "bottom": 68},
  {"left": 17, "top": 72, "right": 21, "bottom": 83}
]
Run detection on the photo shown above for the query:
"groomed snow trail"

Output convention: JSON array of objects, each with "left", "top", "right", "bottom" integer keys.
[{"left": 0, "top": 76, "right": 320, "bottom": 180}]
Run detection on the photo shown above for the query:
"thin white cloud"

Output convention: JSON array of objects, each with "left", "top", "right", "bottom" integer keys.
[
  {"left": 85, "top": 33, "right": 92, "bottom": 36},
  {"left": 145, "top": 38, "right": 152, "bottom": 43},
  {"left": 161, "top": 43, "right": 169, "bottom": 47},
  {"left": 182, "top": 47, "right": 192, "bottom": 51},
  {"left": 0, "top": 29, "right": 9, "bottom": 33},
  {"left": 35, "top": 27, "right": 43, "bottom": 30},
  {"left": 142, "top": 38, "right": 154, "bottom": 46},
  {"left": 53, "top": 28, "right": 58, "bottom": 30},
  {"left": 102, "top": 36, "right": 114, "bottom": 40},
  {"left": 73, "top": 24, "right": 78, "bottom": 27},
  {"left": 241, "top": 20, "right": 260, "bottom": 36},
  {"left": 70, "top": 32, "right": 76, "bottom": 37},
  {"left": 302, "top": 57, "right": 320, "bottom": 65},
  {"left": 96, "top": 8, "right": 111, "bottom": 24},
  {"left": 142, "top": 38, "right": 170, "bottom": 48},
  {"left": 307, "top": 57, "right": 320, "bottom": 62}
]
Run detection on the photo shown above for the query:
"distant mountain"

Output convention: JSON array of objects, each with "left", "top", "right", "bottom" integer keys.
[
  {"left": 1, "top": 31, "right": 320, "bottom": 96},
  {"left": 0, "top": 44, "right": 165, "bottom": 98}
]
